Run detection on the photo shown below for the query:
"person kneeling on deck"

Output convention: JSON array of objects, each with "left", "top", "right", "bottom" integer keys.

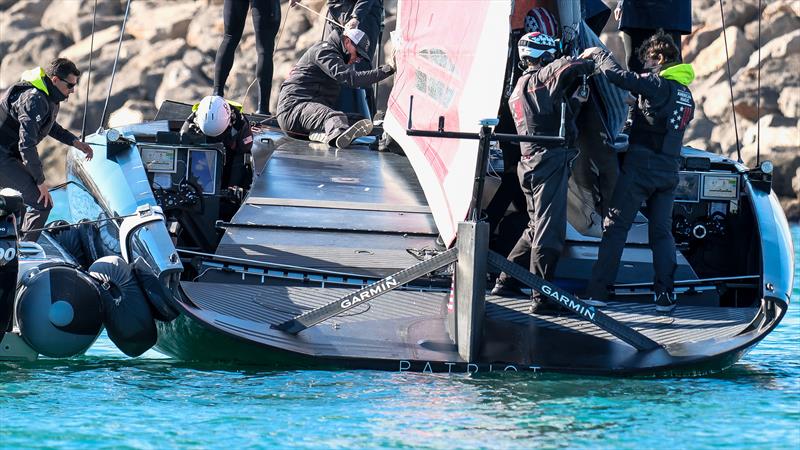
[
  {"left": 581, "top": 31, "right": 695, "bottom": 314},
  {"left": 181, "top": 95, "right": 253, "bottom": 190},
  {"left": 491, "top": 32, "right": 594, "bottom": 314},
  {"left": 276, "top": 28, "right": 395, "bottom": 149}
]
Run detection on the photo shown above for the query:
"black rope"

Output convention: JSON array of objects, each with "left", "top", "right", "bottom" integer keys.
[
  {"left": 80, "top": 0, "right": 98, "bottom": 141},
  {"left": 99, "top": 0, "right": 132, "bottom": 131},
  {"left": 718, "top": 0, "right": 742, "bottom": 162},
  {"left": 756, "top": 0, "right": 762, "bottom": 166}
]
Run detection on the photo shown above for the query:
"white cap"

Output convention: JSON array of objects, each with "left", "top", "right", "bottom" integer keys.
[{"left": 342, "top": 28, "right": 366, "bottom": 45}]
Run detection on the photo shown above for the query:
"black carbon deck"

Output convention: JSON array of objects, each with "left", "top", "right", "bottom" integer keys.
[{"left": 181, "top": 281, "right": 757, "bottom": 350}]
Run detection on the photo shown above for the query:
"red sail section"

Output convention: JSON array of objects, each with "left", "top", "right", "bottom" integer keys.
[{"left": 384, "top": 1, "right": 511, "bottom": 245}]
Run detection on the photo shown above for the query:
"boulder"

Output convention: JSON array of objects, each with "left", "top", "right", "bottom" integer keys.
[
  {"left": 741, "top": 29, "right": 800, "bottom": 72},
  {"left": 700, "top": 0, "right": 758, "bottom": 29},
  {"left": 599, "top": 31, "right": 625, "bottom": 65},
  {"left": 693, "top": 26, "right": 753, "bottom": 79},
  {"left": 107, "top": 99, "right": 157, "bottom": 128},
  {"left": 185, "top": 5, "right": 225, "bottom": 53},
  {"left": 742, "top": 114, "right": 799, "bottom": 150},
  {"left": 744, "top": 7, "right": 800, "bottom": 48},
  {"left": 126, "top": 2, "right": 199, "bottom": 43},
  {"left": 0, "top": 33, "right": 67, "bottom": 90},
  {"left": 155, "top": 60, "right": 212, "bottom": 108},
  {"left": 793, "top": 167, "right": 800, "bottom": 200},
  {"left": 683, "top": 24, "right": 722, "bottom": 63},
  {"left": 60, "top": 26, "right": 123, "bottom": 62},
  {"left": 781, "top": 198, "right": 800, "bottom": 222},
  {"left": 41, "top": 0, "right": 83, "bottom": 46},
  {"left": 779, "top": 87, "right": 800, "bottom": 119}
]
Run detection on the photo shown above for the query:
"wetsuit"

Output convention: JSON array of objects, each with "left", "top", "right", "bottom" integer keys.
[
  {"left": 213, "top": 0, "right": 281, "bottom": 114},
  {"left": 181, "top": 104, "right": 254, "bottom": 189},
  {"left": 495, "top": 57, "right": 594, "bottom": 302},
  {"left": 0, "top": 68, "right": 79, "bottom": 242},
  {"left": 584, "top": 49, "right": 695, "bottom": 301},
  {"left": 276, "top": 31, "right": 393, "bottom": 144}
]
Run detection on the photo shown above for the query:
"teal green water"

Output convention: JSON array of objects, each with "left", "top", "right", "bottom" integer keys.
[{"left": 1, "top": 228, "right": 798, "bottom": 449}]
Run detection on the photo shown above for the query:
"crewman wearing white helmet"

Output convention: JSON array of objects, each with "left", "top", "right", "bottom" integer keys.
[
  {"left": 491, "top": 30, "right": 595, "bottom": 315},
  {"left": 181, "top": 95, "right": 254, "bottom": 190}
]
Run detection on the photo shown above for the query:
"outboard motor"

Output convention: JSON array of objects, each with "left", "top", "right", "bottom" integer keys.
[
  {"left": 15, "top": 263, "right": 104, "bottom": 357},
  {"left": 0, "top": 189, "right": 24, "bottom": 341}
]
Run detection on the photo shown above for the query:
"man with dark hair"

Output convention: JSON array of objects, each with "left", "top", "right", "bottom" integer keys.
[
  {"left": 491, "top": 31, "right": 594, "bottom": 314},
  {"left": 0, "top": 57, "right": 93, "bottom": 242},
  {"left": 581, "top": 31, "right": 695, "bottom": 313},
  {"left": 276, "top": 28, "right": 394, "bottom": 149}
]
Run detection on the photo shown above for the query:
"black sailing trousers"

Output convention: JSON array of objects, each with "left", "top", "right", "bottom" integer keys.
[
  {"left": 0, "top": 152, "right": 51, "bottom": 242},
  {"left": 214, "top": 0, "right": 281, "bottom": 113}
]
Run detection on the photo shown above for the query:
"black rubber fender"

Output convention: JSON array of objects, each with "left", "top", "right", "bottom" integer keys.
[
  {"left": 16, "top": 263, "right": 103, "bottom": 358},
  {"left": 78, "top": 221, "right": 107, "bottom": 264},
  {"left": 89, "top": 256, "right": 157, "bottom": 357},
  {"left": 132, "top": 257, "right": 181, "bottom": 322},
  {"left": 49, "top": 223, "right": 88, "bottom": 268}
]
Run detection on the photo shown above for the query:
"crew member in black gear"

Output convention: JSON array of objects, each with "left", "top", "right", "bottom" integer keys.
[
  {"left": 0, "top": 58, "right": 93, "bottom": 242},
  {"left": 491, "top": 32, "right": 594, "bottom": 314},
  {"left": 213, "top": 0, "right": 281, "bottom": 115},
  {"left": 181, "top": 95, "right": 254, "bottom": 191},
  {"left": 581, "top": 31, "right": 695, "bottom": 313},
  {"left": 276, "top": 28, "right": 395, "bottom": 149},
  {"left": 486, "top": 7, "right": 559, "bottom": 252},
  {"left": 326, "top": 0, "right": 384, "bottom": 115}
]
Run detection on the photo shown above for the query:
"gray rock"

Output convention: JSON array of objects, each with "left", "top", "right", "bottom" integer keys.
[
  {"left": 793, "top": 167, "right": 800, "bottom": 200},
  {"left": 743, "top": 147, "right": 799, "bottom": 198},
  {"left": 744, "top": 8, "right": 800, "bottom": 48},
  {"left": 185, "top": 5, "right": 225, "bottom": 53},
  {"left": 126, "top": 2, "right": 199, "bottom": 43},
  {"left": 0, "top": 33, "right": 68, "bottom": 90},
  {"left": 779, "top": 87, "right": 800, "bottom": 119},
  {"left": 693, "top": 26, "right": 753, "bottom": 79}
]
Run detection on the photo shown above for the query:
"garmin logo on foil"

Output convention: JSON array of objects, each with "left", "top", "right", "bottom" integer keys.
[
  {"left": 540, "top": 284, "right": 596, "bottom": 320},
  {"left": 340, "top": 276, "right": 399, "bottom": 308}
]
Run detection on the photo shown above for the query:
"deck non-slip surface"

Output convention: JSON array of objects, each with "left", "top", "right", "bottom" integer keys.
[
  {"left": 486, "top": 296, "right": 758, "bottom": 346},
  {"left": 217, "top": 140, "right": 440, "bottom": 277},
  {"left": 182, "top": 281, "right": 758, "bottom": 350}
]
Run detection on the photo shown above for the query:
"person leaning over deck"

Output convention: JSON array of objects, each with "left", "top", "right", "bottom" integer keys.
[
  {"left": 276, "top": 28, "right": 395, "bottom": 149},
  {"left": 490, "top": 32, "right": 594, "bottom": 314},
  {"left": 181, "top": 95, "right": 254, "bottom": 190},
  {"left": 581, "top": 31, "right": 695, "bottom": 314},
  {"left": 0, "top": 58, "right": 93, "bottom": 242}
]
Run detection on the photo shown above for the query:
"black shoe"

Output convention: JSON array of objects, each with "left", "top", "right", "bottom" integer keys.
[
  {"left": 528, "top": 296, "right": 567, "bottom": 315},
  {"left": 655, "top": 291, "right": 676, "bottom": 314},
  {"left": 255, "top": 109, "right": 271, "bottom": 116},
  {"left": 490, "top": 280, "right": 525, "bottom": 297}
]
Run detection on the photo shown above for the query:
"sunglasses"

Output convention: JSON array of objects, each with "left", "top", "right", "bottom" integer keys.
[{"left": 58, "top": 77, "right": 77, "bottom": 90}]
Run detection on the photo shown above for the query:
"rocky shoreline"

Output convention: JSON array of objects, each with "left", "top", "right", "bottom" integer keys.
[{"left": 1, "top": 0, "right": 797, "bottom": 220}]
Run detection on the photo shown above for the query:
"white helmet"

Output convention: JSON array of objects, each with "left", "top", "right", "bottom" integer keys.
[
  {"left": 518, "top": 32, "right": 558, "bottom": 62},
  {"left": 194, "top": 95, "right": 231, "bottom": 137}
]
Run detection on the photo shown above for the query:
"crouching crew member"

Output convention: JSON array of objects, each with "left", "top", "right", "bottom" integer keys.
[
  {"left": 581, "top": 31, "right": 695, "bottom": 313},
  {"left": 0, "top": 58, "right": 93, "bottom": 242},
  {"left": 491, "top": 32, "right": 594, "bottom": 314},
  {"left": 276, "top": 29, "right": 394, "bottom": 149},
  {"left": 181, "top": 95, "right": 254, "bottom": 190}
]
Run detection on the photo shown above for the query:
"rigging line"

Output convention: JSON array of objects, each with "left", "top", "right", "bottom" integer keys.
[
  {"left": 294, "top": 1, "right": 345, "bottom": 29},
  {"left": 98, "top": 0, "right": 132, "bottom": 132},
  {"left": 80, "top": 0, "right": 98, "bottom": 141},
  {"left": 718, "top": 0, "right": 742, "bottom": 163},
  {"left": 756, "top": 0, "right": 762, "bottom": 166}
]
